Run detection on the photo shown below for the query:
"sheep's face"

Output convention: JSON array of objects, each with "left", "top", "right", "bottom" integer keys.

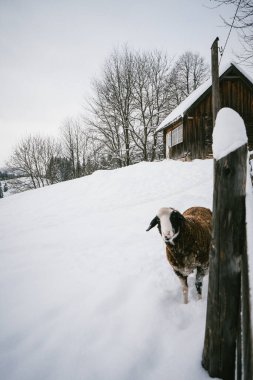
[
  {"left": 158, "top": 208, "right": 177, "bottom": 243},
  {"left": 147, "top": 207, "right": 184, "bottom": 245}
]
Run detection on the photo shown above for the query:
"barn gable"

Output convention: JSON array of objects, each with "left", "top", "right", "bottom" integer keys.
[{"left": 157, "top": 62, "right": 253, "bottom": 160}]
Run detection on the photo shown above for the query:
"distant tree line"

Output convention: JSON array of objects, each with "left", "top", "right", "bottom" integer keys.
[
  {"left": 0, "top": 181, "right": 8, "bottom": 198},
  {"left": 0, "top": 170, "right": 16, "bottom": 180},
  {"left": 0, "top": 171, "right": 13, "bottom": 198},
  {"left": 5, "top": 48, "right": 209, "bottom": 193}
]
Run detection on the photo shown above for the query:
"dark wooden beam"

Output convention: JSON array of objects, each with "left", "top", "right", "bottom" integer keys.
[{"left": 211, "top": 37, "right": 220, "bottom": 127}]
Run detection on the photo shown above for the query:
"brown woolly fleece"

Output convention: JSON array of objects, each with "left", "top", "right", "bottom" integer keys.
[{"left": 165, "top": 207, "right": 212, "bottom": 276}]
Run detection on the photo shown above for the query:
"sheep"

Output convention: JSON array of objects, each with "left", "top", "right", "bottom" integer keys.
[{"left": 146, "top": 206, "right": 212, "bottom": 304}]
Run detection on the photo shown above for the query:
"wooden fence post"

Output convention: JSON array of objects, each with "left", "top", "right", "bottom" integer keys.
[
  {"left": 211, "top": 37, "right": 220, "bottom": 128},
  {"left": 202, "top": 142, "right": 248, "bottom": 379},
  {"left": 240, "top": 215, "right": 253, "bottom": 380}
]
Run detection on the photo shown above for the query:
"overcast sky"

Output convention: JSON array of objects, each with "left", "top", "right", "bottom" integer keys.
[{"left": 0, "top": 0, "right": 244, "bottom": 166}]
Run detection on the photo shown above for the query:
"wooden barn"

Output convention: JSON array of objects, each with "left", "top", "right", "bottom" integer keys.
[{"left": 157, "top": 62, "right": 253, "bottom": 160}]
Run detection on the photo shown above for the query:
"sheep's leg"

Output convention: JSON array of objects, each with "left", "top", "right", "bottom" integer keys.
[
  {"left": 195, "top": 267, "right": 206, "bottom": 299},
  {"left": 174, "top": 270, "right": 188, "bottom": 304}
]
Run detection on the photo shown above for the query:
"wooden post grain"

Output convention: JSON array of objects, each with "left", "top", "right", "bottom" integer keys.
[
  {"left": 240, "top": 225, "right": 253, "bottom": 380},
  {"left": 211, "top": 37, "right": 220, "bottom": 127},
  {"left": 202, "top": 144, "right": 247, "bottom": 379}
]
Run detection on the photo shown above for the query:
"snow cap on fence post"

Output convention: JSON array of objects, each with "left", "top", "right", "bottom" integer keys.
[{"left": 212, "top": 107, "right": 248, "bottom": 160}]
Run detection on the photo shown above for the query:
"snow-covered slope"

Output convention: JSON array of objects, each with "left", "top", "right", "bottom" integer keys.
[{"left": 0, "top": 159, "right": 214, "bottom": 380}]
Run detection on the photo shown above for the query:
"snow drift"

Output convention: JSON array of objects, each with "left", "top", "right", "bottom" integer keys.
[{"left": 0, "top": 159, "right": 214, "bottom": 380}]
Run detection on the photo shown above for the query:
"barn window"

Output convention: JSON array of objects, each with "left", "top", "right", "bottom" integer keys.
[{"left": 170, "top": 124, "right": 183, "bottom": 147}]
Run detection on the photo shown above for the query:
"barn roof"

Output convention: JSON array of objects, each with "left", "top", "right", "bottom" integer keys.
[{"left": 156, "top": 62, "right": 253, "bottom": 133}]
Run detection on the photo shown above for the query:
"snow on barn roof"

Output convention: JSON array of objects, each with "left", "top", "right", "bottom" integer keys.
[{"left": 156, "top": 62, "right": 253, "bottom": 133}]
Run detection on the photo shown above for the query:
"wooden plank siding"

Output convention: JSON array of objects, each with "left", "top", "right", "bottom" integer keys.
[{"left": 163, "top": 66, "right": 253, "bottom": 159}]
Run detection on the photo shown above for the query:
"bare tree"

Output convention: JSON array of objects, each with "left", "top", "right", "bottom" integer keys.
[
  {"left": 170, "top": 52, "right": 210, "bottom": 105},
  {"left": 87, "top": 94, "right": 125, "bottom": 168},
  {"left": 87, "top": 47, "right": 135, "bottom": 167},
  {"left": 61, "top": 118, "right": 91, "bottom": 178},
  {"left": 8, "top": 135, "right": 61, "bottom": 190},
  {"left": 87, "top": 47, "right": 176, "bottom": 165},
  {"left": 130, "top": 50, "right": 173, "bottom": 161},
  {"left": 211, "top": 0, "right": 253, "bottom": 64},
  {"left": 81, "top": 129, "right": 105, "bottom": 173}
]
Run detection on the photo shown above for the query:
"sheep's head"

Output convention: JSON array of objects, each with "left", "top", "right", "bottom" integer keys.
[{"left": 146, "top": 207, "right": 184, "bottom": 245}]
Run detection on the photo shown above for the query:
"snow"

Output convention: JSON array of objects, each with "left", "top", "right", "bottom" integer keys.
[
  {"left": 0, "top": 159, "right": 216, "bottom": 380},
  {"left": 213, "top": 108, "right": 248, "bottom": 160},
  {"left": 156, "top": 62, "right": 253, "bottom": 133}
]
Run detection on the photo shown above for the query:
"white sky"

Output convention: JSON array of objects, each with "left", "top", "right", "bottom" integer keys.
[{"left": 0, "top": 0, "right": 245, "bottom": 166}]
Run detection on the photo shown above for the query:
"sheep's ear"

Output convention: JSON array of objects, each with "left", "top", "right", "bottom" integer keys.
[{"left": 146, "top": 216, "right": 159, "bottom": 231}]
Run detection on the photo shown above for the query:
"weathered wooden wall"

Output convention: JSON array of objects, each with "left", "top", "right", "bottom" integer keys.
[
  {"left": 220, "top": 76, "right": 253, "bottom": 151},
  {"left": 164, "top": 68, "right": 253, "bottom": 160}
]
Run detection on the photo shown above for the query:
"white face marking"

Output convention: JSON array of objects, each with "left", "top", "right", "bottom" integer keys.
[{"left": 157, "top": 207, "right": 176, "bottom": 242}]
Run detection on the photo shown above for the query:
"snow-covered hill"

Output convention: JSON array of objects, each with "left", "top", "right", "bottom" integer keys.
[{"left": 0, "top": 159, "right": 214, "bottom": 380}]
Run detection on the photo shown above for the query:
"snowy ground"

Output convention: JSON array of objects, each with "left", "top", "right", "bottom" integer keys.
[{"left": 0, "top": 159, "right": 216, "bottom": 380}]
